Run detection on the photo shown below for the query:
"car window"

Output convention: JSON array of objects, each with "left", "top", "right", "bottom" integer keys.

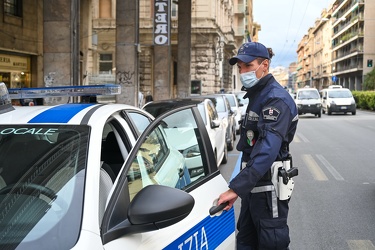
[
  {"left": 0, "top": 125, "right": 89, "bottom": 249},
  {"left": 207, "top": 101, "right": 218, "bottom": 121},
  {"left": 127, "top": 111, "right": 151, "bottom": 134},
  {"left": 297, "top": 90, "right": 320, "bottom": 99},
  {"left": 214, "top": 97, "right": 225, "bottom": 112},
  {"left": 126, "top": 109, "right": 207, "bottom": 201},
  {"left": 197, "top": 103, "right": 207, "bottom": 124},
  {"left": 226, "top": 95, "right": 236, "bottom": 107},
  {"left": 328, "top": 90, "right": 352, "bottom": 98},
  {"left": 224, "top": 97, "right": 231, "bottom": 112}
]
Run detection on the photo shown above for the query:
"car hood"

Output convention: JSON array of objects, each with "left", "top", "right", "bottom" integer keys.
[{"left": 331, "top": 98, "right": 354, "bottom": 105}]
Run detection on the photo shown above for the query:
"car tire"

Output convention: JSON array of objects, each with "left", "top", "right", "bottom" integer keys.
[
  {"left": 317, "top": 111, "right": 321, "bottom": 118},
  {"left": 322, "top": 108, "right": 326, "bottom": 114},
  {"left": 221, "top": 144, "right": 228, "bottom": 165},
  {"left": 327, "top": 107, "right": 332, "bottom": 115},
  {"left": 352, "top": 110, "right": 356, "bottom": 115}
]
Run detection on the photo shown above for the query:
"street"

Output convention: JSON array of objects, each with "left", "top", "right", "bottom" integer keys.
[{"left": 219, "top": 109, "right": 375, "bottom": 250}]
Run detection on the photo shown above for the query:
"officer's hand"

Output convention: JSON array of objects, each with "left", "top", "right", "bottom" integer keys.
[{"left": 218, "top": 189, "right": 238, "bottom": 211}]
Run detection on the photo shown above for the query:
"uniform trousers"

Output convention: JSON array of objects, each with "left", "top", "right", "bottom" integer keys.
[{"left": 236, "top": 188, "right": 290, "bottom": 250}]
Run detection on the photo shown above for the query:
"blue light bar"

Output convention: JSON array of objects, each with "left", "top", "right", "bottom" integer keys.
[{"left": 8, "top": 84, "right": 121, "bottom": 99}]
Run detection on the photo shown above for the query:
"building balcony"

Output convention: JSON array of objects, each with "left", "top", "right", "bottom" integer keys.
[
  {"left": 234, "top": 4, "right": 246, "bottom": 16},
  {"left": 332, "top": 13, "right": 364, "bottom": 39}
]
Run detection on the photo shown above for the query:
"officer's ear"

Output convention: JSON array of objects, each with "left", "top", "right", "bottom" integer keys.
[{"left": 262, "top": 59, "right": 270, "bottom": 70}]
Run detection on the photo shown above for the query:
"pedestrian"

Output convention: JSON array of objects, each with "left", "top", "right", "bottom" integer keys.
[
  {"left": 145, "top": 91, "right": 153, "bottom": 103},
  {"left": 217, "top": 42, "right": 299, "bottom": 250}
]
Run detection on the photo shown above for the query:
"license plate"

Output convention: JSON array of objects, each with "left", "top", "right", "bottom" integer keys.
[{"left": 341, "top": 106, "right": 347, "bottom": 109}]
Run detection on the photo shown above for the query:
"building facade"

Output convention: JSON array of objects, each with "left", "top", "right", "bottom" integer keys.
[
  {"left": 89, "top": 0, "right": 255, "bottom": 103},
  {"left": 0, "top": 0, "right": 43, "bottom": 89},
  {"left": 296, "top": 0, "right": 375, "bottom": 91},
  {"left": 331, "top": 0, "right": 375, "bottom": 90}
]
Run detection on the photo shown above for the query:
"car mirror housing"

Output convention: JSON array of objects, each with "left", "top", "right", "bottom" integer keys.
[
  {"left": 102, "top": 185, "right": 195, "bottom": 244},
  {"left": 211, "top": 119, "right": 221, "bottom": 128}
]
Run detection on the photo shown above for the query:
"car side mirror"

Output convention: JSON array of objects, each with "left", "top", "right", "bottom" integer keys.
[
  {"left": 102, "top": 185, "right": 195, "bottom": 244},
  {"left": 211, "top": 119, "right": 221, "bottom": 128}
]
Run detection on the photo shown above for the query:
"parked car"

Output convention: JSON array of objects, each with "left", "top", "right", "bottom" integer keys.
[
  {"left": 320, "top": 87, "right": 356, "bottom": 115},
  {"left": 0, "top": 83, "right": 235, "bottom": 250},
  {"left": 234, "top": 91, "right": 249, "bottom": 121},
  {"left": 217, "top": 93, "right": 242, "bottom": 134},
  {"left": 191, "top": 95, "right": 236, "bottom": 151},
  {"left": 143, "top": 98, "right": 228, "bottom": 168},
  {"left": 294, "top": 87, "right": 322, "bottom": 117}
]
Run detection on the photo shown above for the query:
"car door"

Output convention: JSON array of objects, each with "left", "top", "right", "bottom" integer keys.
[
  {"left": 206, "top": 100, "right": 226, "bottom": 166},
  {"left": 101, "top": 105, "right": 235, "bottom": 249}
]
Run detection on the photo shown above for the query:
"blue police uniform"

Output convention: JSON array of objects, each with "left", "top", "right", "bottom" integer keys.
[{"left": 229, "top": 73, "right": 298, "bottom": 249}]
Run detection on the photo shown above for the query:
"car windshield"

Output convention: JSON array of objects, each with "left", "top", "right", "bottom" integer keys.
[
  {"left": 328, "top": 90, "right": 353, "bottom": 98},
  {"left": 0, "top": 125, "right": 89, "bottom": 249},
  {"left": 298, "top": 90, "right": 320, "bottom": 99},
  {"left": 213, "top": 97, "right": 225, "bottom": 112},
  {"left": 225, "top": 95, "right": 236, "bottom": 107}
]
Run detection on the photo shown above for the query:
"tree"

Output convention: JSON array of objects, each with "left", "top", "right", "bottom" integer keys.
[{"left": 364, "top": 67, "right": 375, "bottom": 90}]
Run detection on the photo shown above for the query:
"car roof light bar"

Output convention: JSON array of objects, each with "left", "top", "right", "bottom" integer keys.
[
  {"left": 8, "top": 84, "right": 121, "bottom": 99},
  {"left": 0, "top": 82, "right": 15, "bottom": 114}
]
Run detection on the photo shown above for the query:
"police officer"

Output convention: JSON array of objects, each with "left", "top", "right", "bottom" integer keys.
[{"left": 218, "top": 42, "right": 298, "bottom": 250}]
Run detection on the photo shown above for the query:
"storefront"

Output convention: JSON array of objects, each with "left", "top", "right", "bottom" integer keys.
[{"left": 0, "top": 54, "right": 31, "bottom": 89}]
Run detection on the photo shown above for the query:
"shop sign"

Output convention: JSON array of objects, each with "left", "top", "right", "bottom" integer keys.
[
  {"left": 153, "top": 0, "right": 170, "bottom": 45},
  {"left": 0, "top": 54, "right": 29, "bottom": 71}
]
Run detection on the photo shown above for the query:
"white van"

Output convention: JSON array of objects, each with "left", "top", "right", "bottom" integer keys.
[
  {"left": 294, "top": 87, "right": 322, "bottom": 118},
  {"left": 320, "top": 87, "right": 356, "bottom": 115}
]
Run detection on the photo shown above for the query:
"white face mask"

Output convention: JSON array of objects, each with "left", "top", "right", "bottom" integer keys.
[{"left": 240, "top": 63, "right": 264, "bottom": 89}]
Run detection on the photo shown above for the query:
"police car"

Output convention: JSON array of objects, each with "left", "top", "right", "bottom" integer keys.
[{"left": 0, "top": 82, "right": 235, "bottom": 249}]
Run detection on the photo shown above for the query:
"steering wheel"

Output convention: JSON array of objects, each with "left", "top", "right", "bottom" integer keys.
[{"left": 0, "top": 183, "right": 57, "bottom": 200}]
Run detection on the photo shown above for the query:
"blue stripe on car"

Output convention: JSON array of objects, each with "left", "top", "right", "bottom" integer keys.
[
  {"left": 28, "top": 104, "right": 95, "bottom": 123},
  {"left": 163, "top": 208, "right": 235, "bottom": 249}
]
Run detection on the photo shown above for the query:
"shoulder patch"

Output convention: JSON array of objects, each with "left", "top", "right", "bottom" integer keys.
[{"left": 262, "top": 106, "right": 280, "bottom": 121}]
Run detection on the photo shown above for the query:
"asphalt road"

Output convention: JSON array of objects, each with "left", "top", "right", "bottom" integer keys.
[{"left": 219, "top": 109, "right": 375, "bottom": 250}]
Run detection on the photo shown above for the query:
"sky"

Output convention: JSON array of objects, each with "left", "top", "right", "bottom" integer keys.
[{"left": 253, "top": 0, "right": 334, "bottom": 68}]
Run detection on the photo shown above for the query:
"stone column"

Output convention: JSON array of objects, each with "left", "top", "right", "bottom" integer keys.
[
  {"left": 43, "top": 0, "right": 75, "bottom": 87},
  {"left": 115, "top": 0, "right": 138, "bottom": 106},
  {"left": 176, "top": 0, "right": 191, "bottom": 98}
]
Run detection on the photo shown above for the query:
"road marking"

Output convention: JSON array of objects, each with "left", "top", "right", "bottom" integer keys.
[
  {"left": 316, "top": 154, "right": 345, "bottom": 181},
  {"left": 293, "top": 135, "right": 301, "bottom": 143},
  {"left": 301, "top": 154, "right": 328, "bottom": 181},
  {"left": 296, "top": 132, "right": 310, "bottom": 143},
  {"left": 348, "top": 240, "right": 375, "bottom": 250}
]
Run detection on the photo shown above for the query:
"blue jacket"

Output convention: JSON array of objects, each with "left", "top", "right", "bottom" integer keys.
[{"left": 229, "top": 74, "right": 298, "bottom": 198}]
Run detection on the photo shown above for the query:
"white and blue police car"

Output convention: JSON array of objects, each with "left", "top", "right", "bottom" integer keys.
[{"left": 0, "top": 82, "right": 235, "bottom": 250}]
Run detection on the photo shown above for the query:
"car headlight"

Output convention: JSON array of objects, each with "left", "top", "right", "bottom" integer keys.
[
  {"left": 181, "top": 144, "right": 201, "bottom": 158},
  {"left": 317, "top": 103, "right": 321, "bottom": 107}
]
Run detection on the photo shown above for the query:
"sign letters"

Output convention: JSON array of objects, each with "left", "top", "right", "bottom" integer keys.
[{"left": 153, "top": 0, "right": 170, "bottom": 45}]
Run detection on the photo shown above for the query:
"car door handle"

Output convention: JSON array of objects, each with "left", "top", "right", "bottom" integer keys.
[{"left": 209, "top": 201, "right": 229, "bottom": 215}]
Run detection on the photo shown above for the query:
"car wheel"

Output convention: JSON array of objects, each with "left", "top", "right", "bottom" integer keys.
[
  {"left": 322, "top": 108, "right": 325, "bottom": 114},
  {"left": 221, "top": 144, "right": 228, "bottom": 165},
  {"left": 327, "top": 107, "right": 332, "bottom": 115},
  {"left": 318, "top": 111, "right": 321, "bottom": 118},
  {"left": 352, "top": 110, "right": 356, "bottom": 115}
]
